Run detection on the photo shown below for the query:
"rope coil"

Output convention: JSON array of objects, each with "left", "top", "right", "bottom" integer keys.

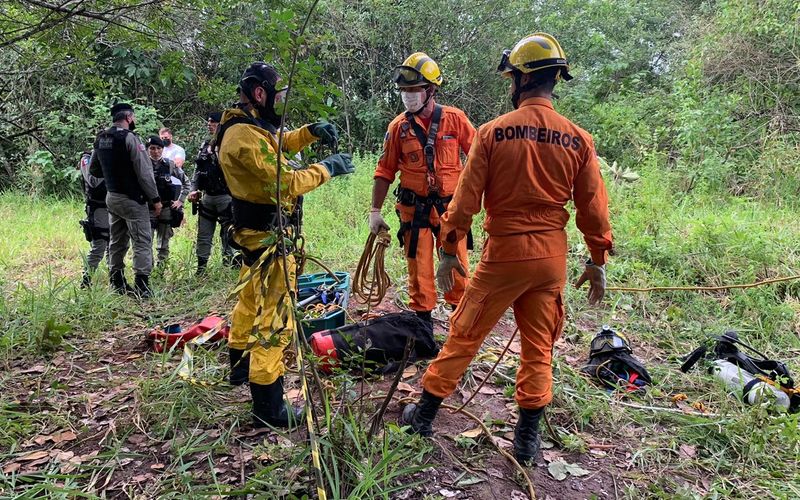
[{"left": 353, "top": 230, "right": 392, "bottom": 307}]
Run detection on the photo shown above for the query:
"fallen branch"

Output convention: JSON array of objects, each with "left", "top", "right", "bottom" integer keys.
[
  {"left": 612, "top": 400, "right": 719, "bottom": 418},
  {"left": 450, "top": 328, "right": 518, "bottom": 414}
]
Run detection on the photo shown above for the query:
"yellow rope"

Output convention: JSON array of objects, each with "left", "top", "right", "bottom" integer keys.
[
  {"left": 607, "top": 274, "right": 800, "bottom": 293},
  {"left": 353, "top": 230, "right": 392, "bottom": 307}
]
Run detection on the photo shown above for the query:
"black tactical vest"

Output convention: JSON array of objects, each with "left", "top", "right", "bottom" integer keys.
[
  {"left": 195, "top": 140, "right": 229, "bottom": 195},
  {"left": 94, "top": 128, "right": 145, "bottom": 203},
  {"left": 153, "top": 158, "right": 175, "bottom": 203}
]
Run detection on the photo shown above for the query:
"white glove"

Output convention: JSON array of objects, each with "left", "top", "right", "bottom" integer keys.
[
  {"left": 369, "top": 208, "right": 390, "bottom": 235},
  {"left": 436, "top": 253, "right": 467, "bottom": 293},
  {"left": 575, "top": 260, "right": 606, "bottom": 305}
]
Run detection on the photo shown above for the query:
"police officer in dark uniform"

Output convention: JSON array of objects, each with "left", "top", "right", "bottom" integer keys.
[
  {"left": 78, "top": 150, "right": 109, "bottom": 288},
  {"left": 187, "top": 112, "right": 237, "bottom": 274},
  {"left": 89, "top": 103, "right": 161, "bottom": 298},
  {"left": 145, "top": 136, "right": 190, "bottom": 266}
]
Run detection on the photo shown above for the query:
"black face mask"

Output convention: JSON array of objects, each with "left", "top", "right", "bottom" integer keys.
[
  {"left": 162, "top": 138, "right": 172, "bottom": 146},
  {"left": 245, "top": 84, "right": 281, "bottom": 129},
  {"left": 129, "top": 120, "right": 136, "bottom": 132}
]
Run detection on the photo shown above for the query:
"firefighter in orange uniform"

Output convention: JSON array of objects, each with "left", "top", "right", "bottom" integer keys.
[
  {"left": 402, "top": 34, "right": 613, "bottom": 465},
  {"left": 370, "top": 53, "right": 475, "bottom": 324}
]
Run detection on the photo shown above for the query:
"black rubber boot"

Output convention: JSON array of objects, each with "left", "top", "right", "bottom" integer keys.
[
  {"left": 514, "top": 407, "right": 544, "bottom": 465},
  {"left": 80, "top": 271, "right": 92, "bottom": 289},
  {"left": 109, "top": 270, "right": 133, "bottom": 295},
  {"left": 229, "top": 348, "right": 249, "bottom": 386},
  {"left": 415, "top": 310, "right": 433, "bottom": 326},
  {"left": 250, "top": 377, "right": 302, "bottom": 428},
  {"left": 196, "top": 257, "right": 208, "bottom": 276},
  {"left": 134, "top": 274, "right": 153, "bottom": 299},
  {"left": 401, "top": 389, "right": 443, "bottom": 437}
]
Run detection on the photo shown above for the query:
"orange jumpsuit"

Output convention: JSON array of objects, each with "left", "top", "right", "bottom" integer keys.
[
  {"left": 374, "top": 105, "right": 476, "bottom": 311},
  {"left": 422, "top": 97, "right": 613, "bottom": 409}
]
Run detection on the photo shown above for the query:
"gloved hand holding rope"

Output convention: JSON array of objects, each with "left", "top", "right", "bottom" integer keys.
[{"left": 353, "top": 229, "right": 392, "bottom": 307}]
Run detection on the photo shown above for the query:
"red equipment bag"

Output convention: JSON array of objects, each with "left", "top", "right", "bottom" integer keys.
[{"left": 147, "top": 315, "right": 229, "bottom": 353}]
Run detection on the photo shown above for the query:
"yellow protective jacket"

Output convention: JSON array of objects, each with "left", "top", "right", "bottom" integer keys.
[{"left": 217, "top": 107, "right": 331, "bottom": 250}]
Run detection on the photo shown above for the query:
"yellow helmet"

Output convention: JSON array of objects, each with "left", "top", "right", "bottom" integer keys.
[
  {"left": 392, "top": 52, "right": 443, "bottom": 87},
  {"left": 497, "top": 33, "right": 573, "bottom": 81}
]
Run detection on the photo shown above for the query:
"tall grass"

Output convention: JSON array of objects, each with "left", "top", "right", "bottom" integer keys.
[{"left": 1, "top": 151, "right": 800, "bottom": 496}]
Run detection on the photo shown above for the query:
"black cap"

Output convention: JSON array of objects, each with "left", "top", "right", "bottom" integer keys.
[
  {"left": 208, "top": 112, "right": 222, "bottom": 123},
  {"left": 146, "top": 136, "right": 164, "bottom": 147},
  {"left": 110, "top": 102, "right": 133, "bottom": 116},
  {"left": 240, "top": 62, "right": 280, "bottom": 89}
]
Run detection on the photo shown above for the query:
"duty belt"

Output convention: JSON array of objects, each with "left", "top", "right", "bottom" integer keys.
[
  {"left": 197, "top": 199, "right": 232, "bottom": 223},
  {"left": 395, "top": 187, "right": 473, "bottom": 259}
]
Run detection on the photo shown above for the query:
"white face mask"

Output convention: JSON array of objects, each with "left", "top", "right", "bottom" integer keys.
[{"left": 401, "top": 90, "right": 426, "bottom": 113}]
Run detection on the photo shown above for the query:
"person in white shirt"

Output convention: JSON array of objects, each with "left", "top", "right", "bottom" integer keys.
[{"left": 159, "top": 127, "right": 186, "bottom": 169}]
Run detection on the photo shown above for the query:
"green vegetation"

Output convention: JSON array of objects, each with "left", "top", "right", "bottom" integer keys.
[{"left": 1, "top": 0, "right": 799, "bottom": 497}]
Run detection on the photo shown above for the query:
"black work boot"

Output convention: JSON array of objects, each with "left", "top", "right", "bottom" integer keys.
[
  {"left": 80, "top": 271, "right": 92, "bottom": 289},
  {"left": 229, "top": 348, "right": 249, "bottom": 386},
  {"left": 250, "top": 377, "right": 302, "bottom": 428},
  {"left": 196, "top": 257, "right": 208, "bottom": 276},
  {"left": 109, "top": 270, "right": 133, "bottom": 295},
  {"left": 134, "top": 274, "right": 153, "bottom": 299},
  {"left": 514, "top": 407, "right": 544, "bottom": 465},
  {"left": 415, "top": 310, "right": 433, "bottom": 326},
  {"left": 401, "top": 389, "right": 443, "bottom": 437}
]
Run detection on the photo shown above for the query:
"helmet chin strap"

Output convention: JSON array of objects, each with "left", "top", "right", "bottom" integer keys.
[{"left": 512, "top": 69, "right": 561, "bottom": 108}]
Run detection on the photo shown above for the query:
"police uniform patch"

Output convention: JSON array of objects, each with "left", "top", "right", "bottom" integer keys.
[{"left": 138, "top": 143, "right": 146, "bottom": 151}]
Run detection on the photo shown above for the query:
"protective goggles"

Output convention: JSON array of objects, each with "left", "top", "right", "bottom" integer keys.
[
  {"left": 590, "top": 332, "right": 631, "bottom": 354},
  {"left": 274, "top": 86, "right": 289, "bottom": 106},
  {"left": 392, "top": 66, "right": 427, "bottom": 87},
  {"left": 497, "top": 49, "right": 515, "bottom": 73}
]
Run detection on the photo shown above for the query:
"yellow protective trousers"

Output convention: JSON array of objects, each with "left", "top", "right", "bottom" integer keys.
[{"left": 228, "top": 253, "right": 297, "bottom": 386}]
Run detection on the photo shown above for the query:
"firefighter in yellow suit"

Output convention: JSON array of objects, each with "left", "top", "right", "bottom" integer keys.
[{"left": 217, "top": 62, "right": 354, "bottom": 427}]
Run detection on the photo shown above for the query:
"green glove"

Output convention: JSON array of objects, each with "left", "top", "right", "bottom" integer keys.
[
  {"left": 308, "top": 122, "right": 338, "bottom": 148},
  {"left": 320, "top": 153, "right": 355, "bottom": 177}
]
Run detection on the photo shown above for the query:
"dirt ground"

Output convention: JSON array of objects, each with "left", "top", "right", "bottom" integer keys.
[{"left": 2, "top": 287, "right": 642, "bottom": 499}]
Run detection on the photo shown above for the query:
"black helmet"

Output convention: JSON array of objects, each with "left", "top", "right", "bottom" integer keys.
[
  {"left": 146, "top": 136, "right": 164, "bottom": 147},
  {"left": 239, "top": 62, "right": 280, "bottom": 91}
]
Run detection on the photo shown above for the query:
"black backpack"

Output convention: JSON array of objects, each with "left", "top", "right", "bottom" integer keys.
[
  {"left": 581, "top": 325, "right": 652, "bottom": 391},
  {"left": 310, "top": 312, "right": 439, "bottom": 374}
]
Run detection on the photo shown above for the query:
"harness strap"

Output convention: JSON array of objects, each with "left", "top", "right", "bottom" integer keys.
[
  {"left": 394, "top": 186, "right": 473, "bottom": 259},
  {"left": 395, "top": 188, "right": 451, "bottom": 259},
  {"left": 405, "top": 105, "right": 443, "bottom": 192}
]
